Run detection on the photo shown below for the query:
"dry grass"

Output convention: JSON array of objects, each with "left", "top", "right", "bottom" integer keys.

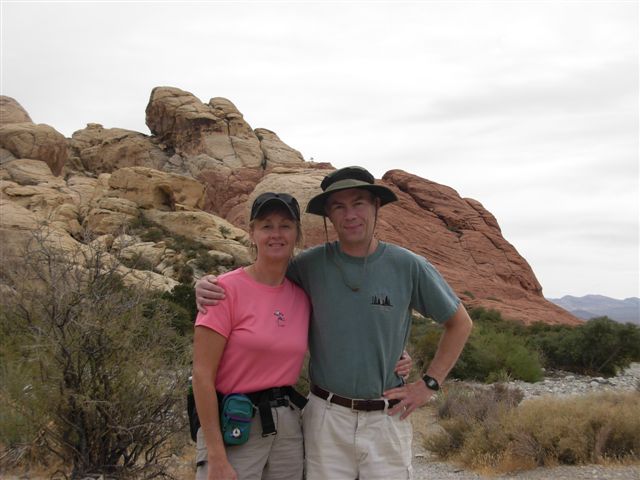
[{"left": 426, "top": 386, "right": 640, "bottom": 474}]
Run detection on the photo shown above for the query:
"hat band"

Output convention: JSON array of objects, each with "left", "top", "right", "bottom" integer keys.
[{"left": 324, "top": 178, "right": 373, "bottom": 192}]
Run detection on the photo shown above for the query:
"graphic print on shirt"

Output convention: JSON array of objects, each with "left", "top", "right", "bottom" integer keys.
[
  {"left": 274, "top": 310, "right": 285, "bottom": 327},
  {"left": 371, "top": 292, "right": 393, "bottom": 307}
]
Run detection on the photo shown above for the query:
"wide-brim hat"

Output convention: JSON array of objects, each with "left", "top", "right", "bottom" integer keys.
[{"left": 306, "top": 166, "right": 398, "bottom": 216}]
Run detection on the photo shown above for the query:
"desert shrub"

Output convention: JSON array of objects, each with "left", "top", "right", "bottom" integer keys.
[
  {"left": 0, "top": 228, "right": 191, "bottom": 478},
  {"left": 145, "top": 295, "right": 194, "bottom": 337},
  {"left": 428, "top": 387, "right": 640, "bottom": 472},
  {"left": 411, "top": 306, "right": 639, "bottom": 382},
  {"left": 415, "top": 330, "right": 542, "bottom": 383},
  {"left": 427, "top": 383, "right": 523, "bottom": 458},
  {"left": 194, "top": 251, "right": 220, "bottom": 273},
  {"left": 489, "top": 392, "right": 639, "bottom": 470},
  {"left": 412, "top": 308, "right": 543, "bottom": 382},
  {"left": 119, "top": 251, "right": 156, "bottom": 271},
  {"left": 410, "top": 319, "right": 441, "bottom": 375},
  {"left": 453, "top": 329, "right": 543, "bottom": 382},
  {"left": 162, "top": 283, "right": 198, "bottom": 324}
]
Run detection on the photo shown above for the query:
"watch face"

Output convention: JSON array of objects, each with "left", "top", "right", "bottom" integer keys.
[{"left": 423, "top": 375, "right": 440, "bottom": 391}]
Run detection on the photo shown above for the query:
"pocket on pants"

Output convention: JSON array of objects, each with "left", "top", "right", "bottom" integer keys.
[{"left": 384, "top": 414, "right": 413, "bottom": 466}]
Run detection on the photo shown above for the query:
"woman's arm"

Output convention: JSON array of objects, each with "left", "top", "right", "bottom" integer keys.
[{"left": 192, "top": 326, "right": 237, "bottom": 480}]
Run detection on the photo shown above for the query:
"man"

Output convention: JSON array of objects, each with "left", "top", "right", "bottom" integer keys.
[{"left": 196, "top": 166, "right": 472, "bottom": 480}]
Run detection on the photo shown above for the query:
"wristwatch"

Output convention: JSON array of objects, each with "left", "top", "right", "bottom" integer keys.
[{"left": 422, "top": 374, "right": 440, "bottom": 391}]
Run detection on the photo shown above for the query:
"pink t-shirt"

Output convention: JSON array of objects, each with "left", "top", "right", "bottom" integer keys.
[{"left": 195, "top": 267, "right": 310, "bottom": 394}]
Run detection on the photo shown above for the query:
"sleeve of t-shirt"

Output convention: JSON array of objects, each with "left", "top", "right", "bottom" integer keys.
[
  {"left": 411, "top": 256, "right": 460, "bottom": 324},
  {"left": 286, "top": 255, "right": 303, "bottom": 287},
  {"left": 194, "top": 279, "right": 234, "bottom": 338}
]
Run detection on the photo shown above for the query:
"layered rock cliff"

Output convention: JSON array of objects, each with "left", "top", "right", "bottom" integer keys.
[{"left": 0, "top": 87, "right": 581, "bottom": 325}]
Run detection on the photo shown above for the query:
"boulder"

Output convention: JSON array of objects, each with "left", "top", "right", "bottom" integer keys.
[
  {"left": 143, "top": 209, "right": 251, "bottom": 265},
  {"left": 0, "top": 147, "right": 17, "bottom": 165},
  {"left": 0, "top": 160, "right": 81, "bottom": 236},
  {"left": 108, "top": 166, "right": 205, "bottom": 210},
  {"left": 1, "top": 158, "right": 66, "bottom": 187},
  {"left": 84, "top": 196, "right": 140, "bottom": 235},
  {"left": 255, "top": 128, "right": 305, "bottom": 166},
  {"left": 145, "top": 87, "right": 264, "bottom": 168},
  {"left": 70, "top": 123, "right": 169, "bottom": 174},
  {"left": 0, "top": 96, "right": 33, "bottom": 125},
  {"left": 0, "top": 122, "right": 68, "bottom": 176}
]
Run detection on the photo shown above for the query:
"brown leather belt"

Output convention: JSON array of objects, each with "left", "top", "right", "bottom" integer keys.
[{"left": 311, "top": 384, "right": 400, "bottom": 412}]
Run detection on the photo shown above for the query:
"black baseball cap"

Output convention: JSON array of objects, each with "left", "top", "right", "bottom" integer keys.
[{"left": 250, "top": 192, "right": 301, "bottom": 221}]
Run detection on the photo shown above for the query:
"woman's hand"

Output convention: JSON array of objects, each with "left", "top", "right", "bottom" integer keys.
[
  {"left": 394, "top": 350, "right": 413, "bottom": 379},
  {"left": 207, "top": 453, "right": 237, "bottom": 480}
]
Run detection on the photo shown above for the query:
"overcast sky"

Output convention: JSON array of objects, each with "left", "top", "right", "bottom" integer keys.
[{"left": 2, "top": 1, "right": 638, "bottom": 299}]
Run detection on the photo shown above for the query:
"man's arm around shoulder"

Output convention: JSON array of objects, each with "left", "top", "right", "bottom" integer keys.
[{"left": 195, "top": 274, "right": 226, "bottom": 314}]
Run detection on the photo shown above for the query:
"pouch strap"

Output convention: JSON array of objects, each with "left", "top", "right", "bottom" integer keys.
[{"left": 257, "top": 390, "right": 277, "bottom": 437}]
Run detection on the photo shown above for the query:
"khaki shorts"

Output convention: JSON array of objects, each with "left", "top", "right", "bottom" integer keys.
[
  {"left": 302, "top": 391, "right": 413, "bottom": 480},
  {"left": 196, "top": 404, "right": 303, "bottom": 480}
]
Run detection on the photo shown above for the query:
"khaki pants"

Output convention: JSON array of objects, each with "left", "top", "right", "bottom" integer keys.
[
  {"left": 302, "top": 392, "right": 413, "bottom": 480},
  {"left": 196, "top": 405, "right": 303, "bottom": 480}
]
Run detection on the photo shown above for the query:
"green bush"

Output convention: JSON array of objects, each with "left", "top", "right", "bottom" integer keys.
[
  {"left": 194, "top": 251, "right": 220, "bottom": 273},
  {"left": 454, "top": 329, "right": 543, "bottom": 383},
  {"left": 411, "top": 307, "right": 543, "bottom": 383},
  {"left": 410, "top": 306, "right": 640, "bottom": 382},
  {"left": 162, "top": 283, "right": 198, "bottom": 321},
  {"left": 160, "top": 283, "right": 198, "bottom": 335},
  {"left": 529, "top": 317, "right": 640, "bottom": 376}
]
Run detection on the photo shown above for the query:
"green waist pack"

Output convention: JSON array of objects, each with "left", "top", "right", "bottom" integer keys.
[{"left": 220, "top": 393, "right": 255, "bottom": 445}]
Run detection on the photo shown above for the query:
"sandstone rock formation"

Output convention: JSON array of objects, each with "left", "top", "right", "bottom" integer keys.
[
  {"left": 0, "top": 122, "right": 68, "bottom": 176},
  {"left": 0, "top": 92, "right": 581, "bottom": 325},
  {"left": 0, "top": 96, "right": 33, "bottom": 124},
  {"left": 69, "top": 123, "right": 170, "bottom": 174},
  {"left": 377, "top": 170, "right": 580, "bottom": 325},
  {"left": 145, "top": 87, "right": 305, "bottom": 172}
]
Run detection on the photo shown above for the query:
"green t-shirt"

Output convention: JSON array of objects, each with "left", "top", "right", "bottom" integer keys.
[{"left": 288, "top": 241, "right": 460, "bottom": 399}]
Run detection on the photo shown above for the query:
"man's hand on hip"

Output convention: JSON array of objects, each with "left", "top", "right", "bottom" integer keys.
[{"left": 383, "top": 380, "right": 435, "bottom": 420}]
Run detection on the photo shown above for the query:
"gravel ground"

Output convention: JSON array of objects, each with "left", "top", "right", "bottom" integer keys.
[{"left": 411, "top": 458, "right": 640, "bottom": 480}]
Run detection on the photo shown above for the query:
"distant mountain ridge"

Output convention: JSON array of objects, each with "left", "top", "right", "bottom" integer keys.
[{"left": 548, "top": 295, "right": 640, "bottom": 324}]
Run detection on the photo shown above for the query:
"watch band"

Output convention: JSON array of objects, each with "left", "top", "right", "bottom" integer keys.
[{"left": 422, "top": 374, "right": 440, "bottom": 391}]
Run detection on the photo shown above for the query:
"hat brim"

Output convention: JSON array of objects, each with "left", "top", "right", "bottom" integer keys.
[
  {"left": 305, "top": 181, "right": 398, "bottom": 216},
  {"left": 252, "top": 197, "right": 300, "bottom": 221}
]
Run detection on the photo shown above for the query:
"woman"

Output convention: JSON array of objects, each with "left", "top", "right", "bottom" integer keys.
[{"left": 192, "top": 192, "right": 310, "bottom": 480}]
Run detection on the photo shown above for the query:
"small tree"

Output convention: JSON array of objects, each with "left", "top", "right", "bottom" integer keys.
[{"left": 0, "top": 227, "right": 191, "bottom": 478}]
